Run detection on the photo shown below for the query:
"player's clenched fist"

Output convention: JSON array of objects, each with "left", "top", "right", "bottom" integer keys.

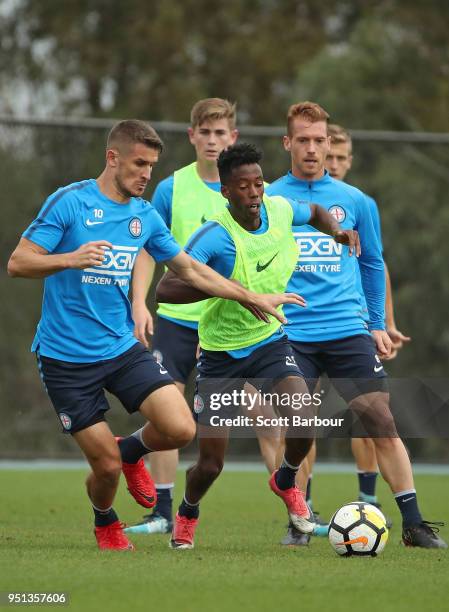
[{"left": 68, "top": 241, "right": 113, "bottom": 269}]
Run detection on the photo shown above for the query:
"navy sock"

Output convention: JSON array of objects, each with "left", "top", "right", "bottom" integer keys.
[
  {"left": 118, "top": 430, "right": 151, "bottom": 464},
  {"left": 178, "top": 497, "right": 199, "bottom": 520},
  {"left": 93, "top": 506, "right": 119, "bottom": 527},
  {"left": 275, "top": 457, "right": 300, "bottom": 490},
  {"left": 395, "top": 490, "right": 422, "bottom": 528},
  {"left": 154, "top": 485, "right": 174, "bottom": 521},
  {"left": 358, "top": 471, "right": 378, "bottom": 501},
  {"left": 306, "top": 476, "right": 313, "bottom": 508}
]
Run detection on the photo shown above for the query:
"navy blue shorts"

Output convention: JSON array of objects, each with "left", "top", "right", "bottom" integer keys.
[
  {"left": 194, "top": 336, "right": 305, "bottom": 424},
  {"left": 289, "top": 334, "right": 388, "bottom": 402},
  {"left": 37, "top": 342, "right": 174, "bottom": 434},
  {"left": 152, "top": 316, "right": 198, "bottom": 384}
]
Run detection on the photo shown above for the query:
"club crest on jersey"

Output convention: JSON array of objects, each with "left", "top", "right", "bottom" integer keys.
[
  {"left": 129, "top": 217, "right": 142, "bottom": 237},
  {"left": 59, "top": 413, "right": 72, "bottom": 430},
  {"left": 328, "top": 205, "right": 346, "bottom": 223}
]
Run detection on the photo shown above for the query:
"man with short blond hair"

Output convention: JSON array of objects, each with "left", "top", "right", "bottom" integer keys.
[{"left": 190, "top": 97, "right": 237, "bottom": 130}]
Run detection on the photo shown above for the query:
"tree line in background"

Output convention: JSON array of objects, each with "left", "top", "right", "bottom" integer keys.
[
  {"left": 0, "top": 0, "right": 448, "bottom": 458},
  {"left": 1, "top": 1, "right": 448, "bottom": 130}
]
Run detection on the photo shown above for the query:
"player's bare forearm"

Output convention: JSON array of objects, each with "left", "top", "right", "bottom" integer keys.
[
  {"left": 131, "top": 249, "right": 156, "bottom": 305},
  {"left": 163, "top": 252, "right": 307, "bottom": 325},
  {"left": 164, "top": 252, "right": 251, "bottom": 303},
  {"left": 156, "top": 270, "right": 210, "bottom": 304},
  {"left": 309, "top": 204, "right": 340, "bottom": 237},
  {"left": 7, "top": 237, "right": 112, "bottom": 279},
  {"left": 309, "top": 204, "right": 360, "bottom": 256},
  {"left": 8, "top": 238, "right": 74, "bottom": 278},
  {"left": 8, "top": 252, "right": 70, "bottom": 278},
  {"left": 131, "top": 250, "right": 156, "bottom": 345}
]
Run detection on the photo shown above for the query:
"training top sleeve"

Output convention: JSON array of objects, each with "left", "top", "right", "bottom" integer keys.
[
  {"left": 355, "top": 194, "right": 386, "bottom": 330},
  {"left": 150, "top": 175, "right": 174, "bottom": 229},
  {"left": 184, "top": 221, "right": 236, "bottom": 278},
  {"left": 22, "top": 189, "right": 77, "bottom": 253},
  {"left": 365, "top": 195, "right": 383, "bottom": 252},
  {"left": 286, "top": 198, "right": 312, "bottom": 226},
  {"left": 144, "top": 208, "right": 181, "bottom": 262}
]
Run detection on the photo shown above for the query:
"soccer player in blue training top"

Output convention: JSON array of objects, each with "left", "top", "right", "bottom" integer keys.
[
  {"left": 300, "top": 123, "right": 411, "bottom": 538},
  {"left": 155, "top": 142, "right": 360, "bottom": 549},
  {"left": 7, "top": 121, "right": 305, "bottom": 551},
  {"left": 266, "top": 101, "right": 446, "bottom": 549}
]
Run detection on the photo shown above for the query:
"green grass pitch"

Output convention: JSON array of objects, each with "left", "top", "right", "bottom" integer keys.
[{"left": 0, "top": 469, "right": 448, "bottom": 612}]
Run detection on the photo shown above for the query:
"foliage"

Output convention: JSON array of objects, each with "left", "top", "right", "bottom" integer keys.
[{"left": 1, "top": 0, "right": 345, "bottom": 122}]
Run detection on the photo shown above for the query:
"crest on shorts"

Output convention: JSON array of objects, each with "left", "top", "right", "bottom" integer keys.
[
  {"left": 129, "top": 217, "right": 142, "bottom": 237},
  {"left": 328, "top": 205, "right": 346, "bottom": 223},
  {"left": 59, "top": 413, "right": 72, "bottom": 430},
  {"left": 152, "top": 349, "right": 163, "bottom": 365},
  {"left": 193, "top": 394, "right": 204, "bottom": 414}
]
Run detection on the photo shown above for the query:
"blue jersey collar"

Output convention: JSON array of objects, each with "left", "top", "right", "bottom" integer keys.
[{"left": 286, "top": 169, "right": 332, "bottom": 187}]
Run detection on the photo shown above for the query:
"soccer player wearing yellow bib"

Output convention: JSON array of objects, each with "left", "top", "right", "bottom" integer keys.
[{"left": 155, "top": 143, "right": 360, "bottom": 549}]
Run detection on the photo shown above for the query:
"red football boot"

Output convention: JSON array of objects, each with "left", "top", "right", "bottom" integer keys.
[
  {"left": 116, "top": 436, "right": 157, "bottom": 508},
  {"left": 269, "top": 471, "right": 315, "bottom": 534},
  {"left": 94, "top": 520, "right": 135, "bottom": 551},
  {"left": 169, "top": 512, "right": 198, "bottom": 549}
]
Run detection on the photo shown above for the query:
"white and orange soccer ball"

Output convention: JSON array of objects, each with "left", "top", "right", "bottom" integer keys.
[{"left": 328, "top": 501, "right": 389, "bottom": 557}]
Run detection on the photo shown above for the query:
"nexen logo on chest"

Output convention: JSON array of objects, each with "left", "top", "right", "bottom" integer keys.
[
  {"left": 294, "top": 232, "right": 342, "bottom": 273},
  {"left": 100, "top": 249, "right": 137, "bottom": 271},
  {"left": 81, "top": 245, "right": 138, "bottom": 287}
]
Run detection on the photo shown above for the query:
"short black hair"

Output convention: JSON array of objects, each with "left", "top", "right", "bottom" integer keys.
[{"left": 217, "top": 143, "right": 262, "bottom": 184}]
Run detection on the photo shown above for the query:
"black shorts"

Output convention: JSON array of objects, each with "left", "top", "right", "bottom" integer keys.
[
  {"left": 194, "top": 336, "right": 304, "bottom": 424},
  {"left": 289, "top": 334, "right": 388, "bottom": 402},
  {"left": 152, "top": 316, "right": 198, "bottom": 384},
  {"left": 37, "top": 342, "right": 174, "bottom": 434}
]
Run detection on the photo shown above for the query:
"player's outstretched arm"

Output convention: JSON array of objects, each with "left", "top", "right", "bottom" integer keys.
[
  {"left": 156, "top": 273, "right": 274, "bottom": 325},
  {"left": 160, "top": 251, "right": 306, "bottom": 324},
  {"left": 156, "top": 269, "right": 210, "bottom": 304},
  {"left": 131, "top": 249, "right": 156, "bottom": 347},
  {"left": 308, "top": 204, "right": 361, "bottom": 256},
  {"left": 7, "top": 237, "right": 113, "bottom": 279}
]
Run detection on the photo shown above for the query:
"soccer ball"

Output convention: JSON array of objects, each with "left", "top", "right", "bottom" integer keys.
[{"left": 328, "top": 501, "right": 389, "bottom": 557}]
